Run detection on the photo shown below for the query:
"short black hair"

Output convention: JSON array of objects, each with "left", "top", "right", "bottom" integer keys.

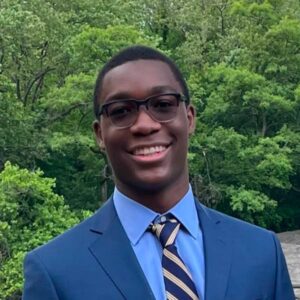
[{"left": 93, "top": 45, "right": 190, "bottom": 118}]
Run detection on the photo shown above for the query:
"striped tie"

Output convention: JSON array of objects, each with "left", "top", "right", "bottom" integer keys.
[{"left": 151, "top": 217, "right": 199, "bottom": 300}]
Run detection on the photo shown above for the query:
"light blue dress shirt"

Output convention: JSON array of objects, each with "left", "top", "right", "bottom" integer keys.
[{"left": 113, "top": 185, "right": 205, "bottom": 300}]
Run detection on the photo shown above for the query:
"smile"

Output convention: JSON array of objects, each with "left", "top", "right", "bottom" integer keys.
[{"left": 133, "top": 145, "right": 167, "bottom": 156}]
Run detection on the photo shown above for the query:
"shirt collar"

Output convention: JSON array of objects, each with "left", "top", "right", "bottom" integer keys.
[
  {"left": 166, "top": 186, "right": 199, "bottom": 239},
  {"left": 113, "top": 185, "right": 199, "bottom": 246}
]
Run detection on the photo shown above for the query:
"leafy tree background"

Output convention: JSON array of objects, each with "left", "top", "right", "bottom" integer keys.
[{"left": 0, "top": 0, "right": 299, "bottom": 298}]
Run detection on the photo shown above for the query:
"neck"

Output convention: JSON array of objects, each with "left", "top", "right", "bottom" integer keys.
[{"left": 116, "top": 176, "right": 190, "bottom": 213}]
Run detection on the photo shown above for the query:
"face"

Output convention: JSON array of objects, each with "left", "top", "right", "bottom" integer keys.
[{"left": 94, "top": 59, "right": 195, "bottom": 201}]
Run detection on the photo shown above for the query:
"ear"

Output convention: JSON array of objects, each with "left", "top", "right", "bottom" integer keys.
[
  {"left": 93, "top": 120, "right": 105, "bottom": 151},
  {"left": 186, "top": 104, "right": 196, "bottom": 135}
]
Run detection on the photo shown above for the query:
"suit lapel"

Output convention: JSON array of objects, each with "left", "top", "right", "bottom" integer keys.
[
  {"left": 196, "top": 202, "right": 232, "bottom": 300},
  {"left": 88, "top": 196, "right": 232, "bottom": 299},
  {"left": 88, "top": 199, "right": 155, "bottom": 300}
]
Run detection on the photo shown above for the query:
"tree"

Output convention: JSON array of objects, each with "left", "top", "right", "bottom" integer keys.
[
  {"left": 0, "top": 75, "right": 47, "bottom": 170},
  {"left": 184, "top": 0, "right": 300, "bottom": 230},
  {"left": 0, "top": 0, "right": 69, "bottom": 106},
  {"left": 200, "top": 65, "right": 297, "bottom": 136},
  {"left": 0, "top": 162, "right": 84, "bottom": 298}
]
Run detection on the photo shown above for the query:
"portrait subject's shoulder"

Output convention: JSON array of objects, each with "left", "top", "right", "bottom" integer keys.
[
  {"left": 197, "top": 201, "right": 275, "bottom": 242},
  {"left": 26, "top": 198, "right": 115, "bottom": 259}
]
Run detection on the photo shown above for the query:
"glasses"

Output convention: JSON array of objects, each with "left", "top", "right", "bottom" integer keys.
[{"left": 98, "top": 93, "right": 187, "bottom": 128}]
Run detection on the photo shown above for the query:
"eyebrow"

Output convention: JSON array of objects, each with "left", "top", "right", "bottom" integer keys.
[
  {"left": 104, "top": 85, "right": 179, "bottom": 103},
  {"left": 150, "top": 85, "right": 178, "bottom": 95}
]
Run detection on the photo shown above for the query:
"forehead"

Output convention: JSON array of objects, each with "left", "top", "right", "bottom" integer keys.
[{"left": 100, "top": 60, "right": 182, "bottom": 102}]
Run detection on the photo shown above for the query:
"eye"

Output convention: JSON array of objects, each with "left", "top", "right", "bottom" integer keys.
[
  {"left": 107, "top": 101, "right": 135, "bottom": 118},
  {"left": 151, "top": 95, "right": 177, "bottom": 112}
]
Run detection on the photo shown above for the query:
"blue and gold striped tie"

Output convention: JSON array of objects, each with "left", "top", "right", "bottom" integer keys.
[{"left": 151, "top": 217, "right": 199, "bottom": 300}]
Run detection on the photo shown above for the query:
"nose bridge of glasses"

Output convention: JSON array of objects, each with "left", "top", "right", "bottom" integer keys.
[
  {"left": 131, "top": 99, "right": 161, "bottom": 128},
  {"left": 134, "top": 98, "right": 155, "bottom": 120},
  {"left": 135, "top": 103, "right": 156, "bottom": 122},
  {"left": 135, "top": 98, "right": 151, "bottom": 111}
]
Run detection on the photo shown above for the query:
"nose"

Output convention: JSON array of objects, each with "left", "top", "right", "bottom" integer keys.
[{"left": 129, "top": 107, "right": 161, "bottom": 135}]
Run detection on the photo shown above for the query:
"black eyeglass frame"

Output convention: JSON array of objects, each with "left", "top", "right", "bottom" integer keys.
[{"left": 97, "top": 92, "right": 188, "bottom": 128}]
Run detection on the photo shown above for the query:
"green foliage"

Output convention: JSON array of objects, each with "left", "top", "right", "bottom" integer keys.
[
  {"left": 0, "top": 76, "right": 47, "bottom": 170},
  {"left": 240, "top": 138, "right": 293, "bottom": 189},
  {"left": 189, "top": 123, "right": 296, "bottom": 228},
  {"left": 0, "top": 162, "right": 82, "bottom": 298},
  {"left": 67, "top": 25, "right": 159, "bottom": 74},
  {"left": 0, "top": 0, "right": 69, "bottom": 105},
  {"left": 264, "top": 18, "right": 300, "bottom": 83},
  {"left": 226, "top": 186, "right": 280, "bottom": 228},
  {"left": 200, "top": 65, "right": 296, "bottom": 135}
]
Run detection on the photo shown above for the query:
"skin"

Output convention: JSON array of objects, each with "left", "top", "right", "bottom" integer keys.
[{"left": 93, "top": 59, "right": 195, "bottom": 213}]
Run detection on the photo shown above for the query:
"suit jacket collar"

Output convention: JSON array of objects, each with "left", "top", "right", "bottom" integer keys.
[
  {"left": 89, "top": 197, "right": 155, "bottom": 300},
  {"left": 89, "top": 197, "right": 232, "bottom": 300}
]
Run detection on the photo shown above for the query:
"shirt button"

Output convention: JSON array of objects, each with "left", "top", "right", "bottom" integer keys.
[{"left": 160, "top": 216, "right": 167, "bottom": 222}]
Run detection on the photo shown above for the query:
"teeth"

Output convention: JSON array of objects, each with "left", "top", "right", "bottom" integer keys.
[{"left": 134, "top": 145, "right": 167, "bottom": 156}]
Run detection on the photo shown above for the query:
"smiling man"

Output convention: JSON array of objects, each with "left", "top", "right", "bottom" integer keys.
[
  {"left": 94, "top": 58, "right": 195, "bottom": 212},
  {"left": 23, "top": 46, "right": 294, "bottom": 300}
]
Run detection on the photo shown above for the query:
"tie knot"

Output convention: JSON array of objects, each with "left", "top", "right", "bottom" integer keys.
[{"left": 151, "top": 218, "right": 180, "bottom": 248}]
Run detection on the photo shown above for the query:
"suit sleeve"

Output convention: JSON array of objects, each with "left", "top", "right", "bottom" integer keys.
[
  {"left": 271, "top": 232, "right": 295, "bottom": 300},
  {"left": 22, "top": 251, "right": 59, "bottom": 300}
]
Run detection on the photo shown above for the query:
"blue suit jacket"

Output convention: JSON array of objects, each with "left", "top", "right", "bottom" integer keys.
[{"left": 23, "top": 198, "right": 295, "bottom": 300}]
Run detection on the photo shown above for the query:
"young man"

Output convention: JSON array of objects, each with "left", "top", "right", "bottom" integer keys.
[{"left": 23, "top": 46, "right": 295, "bottom": 300}]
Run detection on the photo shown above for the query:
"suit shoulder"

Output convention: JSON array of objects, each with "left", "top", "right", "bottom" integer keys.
[
  {"left": 200, "top": 204, "right": 274, "bottom": 238},
  {"left": 198, "top": 204, "right": 283, "bottom": 260},
  {"left": 27, "top": 200, "right": 114, "bottom": 258},
  {"left": 29, "top": 213, "right": 94, "bottom": 256}
]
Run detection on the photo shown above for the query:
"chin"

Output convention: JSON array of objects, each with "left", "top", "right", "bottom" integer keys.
[
  {"left": 124, "top": 172, "right": 176, "bottom": 193},
  {"left": 131, "top": 181, "right": 169, "bottom": 195}
]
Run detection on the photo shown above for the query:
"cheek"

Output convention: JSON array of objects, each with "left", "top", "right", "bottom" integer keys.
[
  {"left": 173, "top": 114, "right": 190, "bottom": 143},
  {"left": 103, "top": 138, "right": 120, "bottom": 158},
  {"left": 102, "top": 133, "right": 127, "bottom": 164},
  {"left": 100, "top": 122, "right": 118, "bottom": 147}
]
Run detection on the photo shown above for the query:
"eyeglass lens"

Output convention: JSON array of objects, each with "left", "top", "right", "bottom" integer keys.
[{"left": 105, "top": 94, "right": 179, "bottom": 128}]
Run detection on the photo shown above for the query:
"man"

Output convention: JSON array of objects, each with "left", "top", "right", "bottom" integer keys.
[{"left": 23, "top": 45, "right": 295, "bottom": 300}]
